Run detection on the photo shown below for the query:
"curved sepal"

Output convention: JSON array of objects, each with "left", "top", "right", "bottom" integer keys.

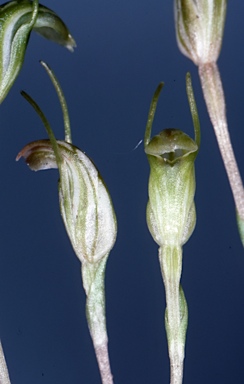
[
  {"left": 33, "top": 4, "right": 76, "bottom": 51},
  {"left": 0, "top": 0, "right": 75, "bottom": 103}
]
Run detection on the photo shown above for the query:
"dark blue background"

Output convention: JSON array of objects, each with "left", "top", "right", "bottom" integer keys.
[{"left": 0, "top": 1, "right": 244, "bottom": 383}]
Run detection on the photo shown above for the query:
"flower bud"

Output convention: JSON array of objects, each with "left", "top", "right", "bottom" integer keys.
[
  {"left": 0, "top": 0, "right": 76, "bottom": 103},
  {"left": 174, "top": 0, "right": 227, "bottom": 65}
]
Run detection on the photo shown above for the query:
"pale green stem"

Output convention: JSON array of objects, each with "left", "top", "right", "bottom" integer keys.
[
  {"left": 0, "top": 342, "right": 11, "bottom": 384},
  {"left": 159, "top": 245, "right": 187, "bottom": 384},
  {"left": 198, "top": 62, "right": 244, "bottom": 220},
  {"left": 82, "top": 257, "right": 113, "bottom": 384}
]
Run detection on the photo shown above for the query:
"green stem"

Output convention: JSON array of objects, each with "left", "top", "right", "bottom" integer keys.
[
  {"left": 159, "top": 245, "right": 188, "bottom": 384},
  {"left": 82, "top": 257, "right": 113, "bottom": 384}
]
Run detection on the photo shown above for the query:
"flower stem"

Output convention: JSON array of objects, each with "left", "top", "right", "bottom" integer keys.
[
  {"left": 82, "top": 257, "right": 113, "bottom": 384},
  {"left": 0, "top": 342, "right": 11, "bottom": 384},
  {"left": 159, "top": 245, "right": 187, "bottom": 384},
  {"left": 199, "top": 62, "right": 244, "bottom": 220},
  {"left": 93, "top": 343, "right": 113, "bottom": 384}
]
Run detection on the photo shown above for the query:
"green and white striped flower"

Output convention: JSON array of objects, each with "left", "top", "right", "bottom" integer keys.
[
  {"left": 17, "top": 62, "right": 116, "bottom": 384},
  {"left": 0, "top": 0, "right": 76, "bottom": 103},
  {"left": 145, "top": 127, "right": 197, "bottom": 247},
  {"left": 17, "top": 138, "right": 117, "bottom": 265}
]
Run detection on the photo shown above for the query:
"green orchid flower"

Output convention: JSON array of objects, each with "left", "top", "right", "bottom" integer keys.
[
  {"left": 17, "top": 62, "right": 116, "bottom": 384},
  {"left": 144, "top": 73, "right": 200, "bottom": 384}
]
